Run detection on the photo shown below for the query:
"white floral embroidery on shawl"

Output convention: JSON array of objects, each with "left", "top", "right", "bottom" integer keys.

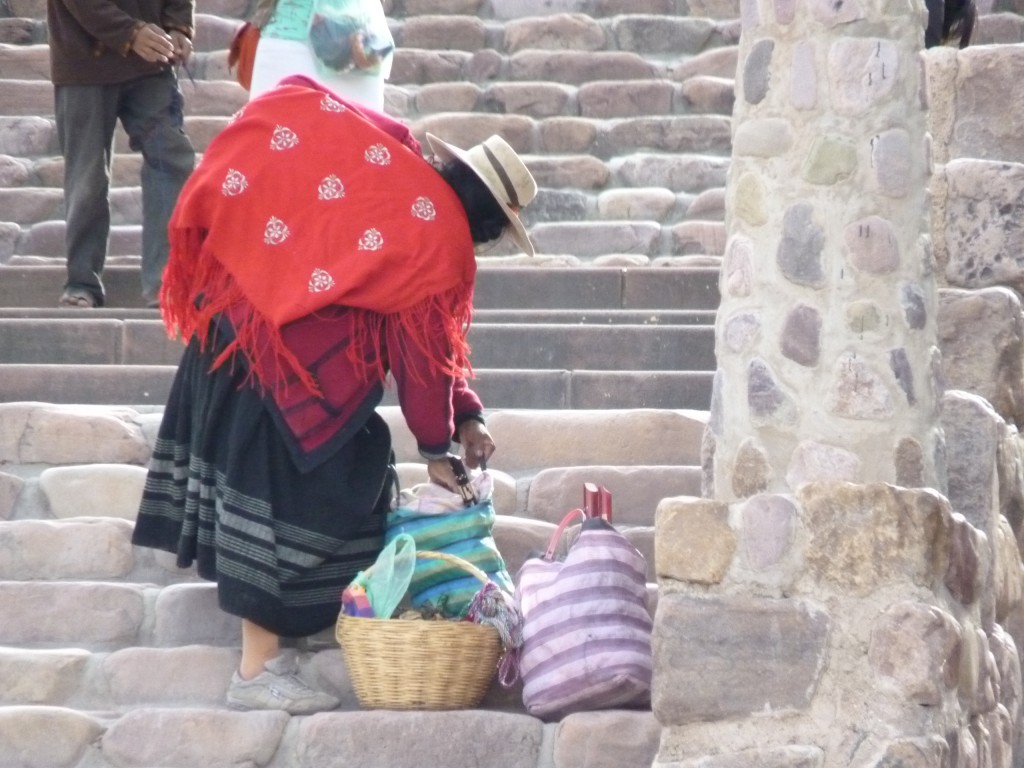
[
  {"left": 318, "top": 175, "right": 345, "bottom": 200},
  {"left": 411, "top": 196, "right": 437, "bottom": 221},
  {"left": 264, "top": 217, "right": 290, "bottom": 244},
  {"left": 222, "top": 169, "right": 248, "bottom": 196},
  {"left": 320, "top": 95, "right": 346, "bottom": 112},
  {"left": 271, "top": 125, "right": 299, "bottom": 151},
  {"left": 364, "top": 143, "right": 391, "bottom": 166},
  {"left": 358, "top": 228, "right": 384, "bottom": 251},
  {"left": 308, "top": 268, "right": 336, "bottom": 292}
]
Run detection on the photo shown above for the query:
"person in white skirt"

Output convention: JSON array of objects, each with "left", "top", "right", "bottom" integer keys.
[{"left": 248, "top": 0, "right": 393, "bottom": 110}]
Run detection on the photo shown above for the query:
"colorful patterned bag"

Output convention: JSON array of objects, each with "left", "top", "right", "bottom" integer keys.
[
  {"left": 514, "top": 487, "right": 653, "bottom": 719},
  {"left": 309, "top": 0, "right": 394, "bottom": 75},
  {"left": 384, "top": 463, "right": 513, "bottom": 617}
]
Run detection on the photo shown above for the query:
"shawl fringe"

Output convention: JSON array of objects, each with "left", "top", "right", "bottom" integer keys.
[{"left": 160, "top": 227, "right": 473, "bottom": 400}]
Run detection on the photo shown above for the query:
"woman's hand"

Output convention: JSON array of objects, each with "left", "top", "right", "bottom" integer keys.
[
  {"left": 425, "top": 422, "right": 494, "bottom": 491},
  {"left": 426, "top": 456, "right": 459, "bottom": 491},
  {"left": 458, "top": 420, "right": 495, "bottom": 469}
]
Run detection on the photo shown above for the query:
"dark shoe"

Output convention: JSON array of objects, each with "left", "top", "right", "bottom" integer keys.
[{"left": 58, "top": 289, "right": 97, "bottom": 308}]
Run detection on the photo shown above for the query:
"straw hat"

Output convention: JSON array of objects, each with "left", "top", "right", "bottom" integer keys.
[{"left": 425, "top": 133, "right": 537, "bottom": 256}]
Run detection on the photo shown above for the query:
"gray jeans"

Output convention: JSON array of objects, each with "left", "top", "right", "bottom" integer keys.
[{"left": 55, "top": 69, "right": 195, "bottom": 305}]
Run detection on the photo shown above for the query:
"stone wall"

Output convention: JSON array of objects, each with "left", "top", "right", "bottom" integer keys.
[
  {"left": 652, "top": 12, "right": 1024, "bottom": 768},
  {"left": 654, "top": 482, "right": 1021, "bottom": 767}
]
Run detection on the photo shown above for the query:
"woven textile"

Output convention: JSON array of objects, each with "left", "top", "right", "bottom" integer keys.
[
  {"left": 386, "top": 494, "right": 513, "bottom": 616},
  {"left": 132, "top": 327, "right": 393, "bottom": 637},
  {"left": 515, "top": 516, "right": 653, "bottom": 719},
  {"left": 161, "top": 77, "right": 476, "bottom": 398}
]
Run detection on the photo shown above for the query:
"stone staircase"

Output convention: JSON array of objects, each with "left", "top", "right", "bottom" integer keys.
[
  {"left": 0, "top": 400, "right": 705, "bottom": 768},
  {"left": 0, "top": 1, "right": 732, "bottom": 766},
  {"left": 0, "top": 265, "right": 721, "bottom": 408},
  {"left": 0, "top": 0, "right": 738, "bottom": 413},
  {"left": 4, "top": 0, "right": 1024, "bottom": 765}
]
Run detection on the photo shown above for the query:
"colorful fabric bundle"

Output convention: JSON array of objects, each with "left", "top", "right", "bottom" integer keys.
[
  {"left": 515, "top": 505, "right": 653, "bottom": 719},
  {"left": 340, "top": 583, "right": 374, "bottom": 618},
  {"left": 385, "top": 476, "right": 513, "bottom": 617}
]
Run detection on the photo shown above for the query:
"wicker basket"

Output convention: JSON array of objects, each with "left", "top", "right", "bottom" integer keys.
[{"left": 336, "top": 550, "right": 502, "bottom": 710}]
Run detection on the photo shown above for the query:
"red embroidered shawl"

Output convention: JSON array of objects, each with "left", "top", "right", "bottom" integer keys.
[{"left": 161, "top": 78, "right": 476, "bottom": 395}]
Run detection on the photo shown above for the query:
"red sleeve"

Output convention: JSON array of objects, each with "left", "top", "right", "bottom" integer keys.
[
  {"left": 386, "top": 317, "right": 483, "bottom": 459},
  {"left": 452, "top": 375, "right": 484, "bottom": 428}
]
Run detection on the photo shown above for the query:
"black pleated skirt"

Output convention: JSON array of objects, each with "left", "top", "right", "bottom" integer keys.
[{"left": 132, "top": 332, "right": 393, "bottom": 637}]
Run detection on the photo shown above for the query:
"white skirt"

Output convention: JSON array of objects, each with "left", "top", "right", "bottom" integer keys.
[{"left": 250, "top": 36, "right": 392, "bottom": 111}]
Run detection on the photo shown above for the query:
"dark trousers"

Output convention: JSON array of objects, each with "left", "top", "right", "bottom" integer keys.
[{"left": 55, "top": 69, "right": 195, "bottom": 305}]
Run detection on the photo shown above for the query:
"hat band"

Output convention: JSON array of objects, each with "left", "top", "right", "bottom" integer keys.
[{"left": 483, "top": 144, "right": 520, "bottom": 208}]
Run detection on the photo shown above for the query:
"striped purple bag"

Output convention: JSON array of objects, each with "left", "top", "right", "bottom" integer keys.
[{"left": 514, "top": 491, "right": 653, "bottom": 719}]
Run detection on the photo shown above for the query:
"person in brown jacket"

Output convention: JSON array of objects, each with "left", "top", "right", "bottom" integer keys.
[{"left": 47, "top": 0, "right": 197, "bottom": 308}]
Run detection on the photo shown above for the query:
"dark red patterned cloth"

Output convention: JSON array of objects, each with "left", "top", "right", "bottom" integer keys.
[{"left": 161, "top": 76, "right": 476, "bottom": 398}]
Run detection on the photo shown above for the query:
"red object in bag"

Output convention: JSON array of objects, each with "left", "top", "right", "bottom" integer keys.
[
  {"left": 582, "top": 481, "right": 612, "bottom": 521},
  {"left": 228, "top": 22, "right": 260, "bottom": 91}
]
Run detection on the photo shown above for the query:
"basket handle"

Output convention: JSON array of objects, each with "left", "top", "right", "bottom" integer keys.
[{"left": 414, "top": 550, "right": 491, "bottom": 586}]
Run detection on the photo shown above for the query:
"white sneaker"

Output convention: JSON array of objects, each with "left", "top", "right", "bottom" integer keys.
[{"left": 226, "top": 653, "right": 340, "bottom": 715}]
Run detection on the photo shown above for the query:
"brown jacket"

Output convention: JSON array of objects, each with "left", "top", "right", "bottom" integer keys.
[{"left": 47, "top": 0, "right": 194, "bottom": 86}]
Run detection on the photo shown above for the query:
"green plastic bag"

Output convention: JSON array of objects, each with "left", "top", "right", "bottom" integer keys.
[{"left": 351, "top": 532, "right": 416, "bottom": 619}]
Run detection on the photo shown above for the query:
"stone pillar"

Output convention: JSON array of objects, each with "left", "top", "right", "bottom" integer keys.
[
  {"left": 647, "top": 0, "right": 1017, "bottom": 766},
  {"left": 706, "top": 0, "right": 943, "bottom": 502}
]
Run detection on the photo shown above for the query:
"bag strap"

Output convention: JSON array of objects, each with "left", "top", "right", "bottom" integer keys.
[
  {"left": 382, "top": 457, "right": 400, "bottom": 508},
  {"left": 543, "top": 507, "right": 587, "bottom": 561}
]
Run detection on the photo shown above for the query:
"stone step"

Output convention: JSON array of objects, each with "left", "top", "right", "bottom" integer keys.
[
  {"left": 0, "top": 94, "right": 734, "bottom": 183},
  {"left": 0, "top": 700, "right": 661, "bottom": 767},
  {"left": 0, "top": 641, "right": 542, "bottom": 714},
  {"left": 3, "top": 0, "right": 730, "bottom": 24},
  {"left": 0, "top": 400, "right": 705, "bottom": 476},
  {"left": 0, "top": 264, "right": 723, "bottom": 310},
  {"left": 0, "top": 13, "right": 739, "bottom": 68},
  {"left": 0, "top": 186, "right": 729, "bottom": 265},
  {"left": 0, "top": 191, "right": 728, "bottom": 262},
  {"left": 0, "top": 306, "right": 718, "bottom": 324},
  {"left": 0, "top": 514, "right": 659, "bottom": 592},
  {"left": 0, "top": 106, "right": 733, "bottom": 163},
  {"left": 0, "top": 18, "right": 47, "bottom": 46},
  {"left": 0, "top": 74, "right": 733, "bottom": 121},
  {"left": 0, "top": 317, "right": 716, "bottom": 371},
  {"left": 0, "top": 363, "right": 714, "bottom": 409},
  {"left": 0, "top": 397, "right": 673, "bottom": 763},
  {"left": 0, "top": 512, "right": 659, "bottom": 588},
  {"left": 6, "top": 457, "right": 699, "bottom": 529},
  {"left": 0, "top": 579, "right": 655, "bottom": 741},
  {"left": 0, "top": 176, "right": 725, "bottom": 219}
]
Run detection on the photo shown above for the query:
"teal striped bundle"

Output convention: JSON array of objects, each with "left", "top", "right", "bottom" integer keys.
[{"left": 385, "top": 499, "right": 513, "bottom": 616}]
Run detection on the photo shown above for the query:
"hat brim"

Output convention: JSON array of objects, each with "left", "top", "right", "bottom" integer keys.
[{"left": 425, "top": 133, "right": 534, "bottom": 257}]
